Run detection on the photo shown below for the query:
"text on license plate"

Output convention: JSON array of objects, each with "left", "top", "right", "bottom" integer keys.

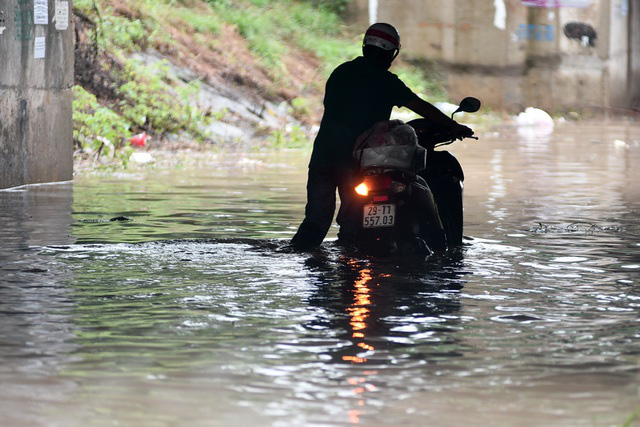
[{"left": 363, "top": 203, "right": 396, "bottom": 228}]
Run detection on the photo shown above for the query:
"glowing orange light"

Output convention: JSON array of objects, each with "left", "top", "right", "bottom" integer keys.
[
  {"left": 343, "top": 264, "right": 376, "bottom": 366},
  {"left": 355, "top": 292, "right": 370, "bottom": 306},
  {"left": 342, "top": 355, "right": 368, "bottom": 363},
  {"left": 357, "top": 342, "right": 375, "bottom": 351},
  {"left": 348, "top": 306, "right": 370, "bottom": 318},
  {"left": 354, "top": 182, "right": 369, "bottom": 196},
  {"left": 351, "top": 322, "right": 366, "bottom": 331}
]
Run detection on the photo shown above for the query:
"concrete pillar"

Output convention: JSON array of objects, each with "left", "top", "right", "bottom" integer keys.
[
  {"left": 631, "top": 0, "right": 640, "bottom": 107},
  {"left": 607, "top": 0, "right": 640, "bottom": 108},
  {"left": 0, "top": 0, "right": 73, "bottom": 190}
]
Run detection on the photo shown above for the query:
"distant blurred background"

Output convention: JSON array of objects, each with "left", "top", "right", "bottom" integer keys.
[{"left": 344, "top": 0, "right": 640, "bottom": 114}]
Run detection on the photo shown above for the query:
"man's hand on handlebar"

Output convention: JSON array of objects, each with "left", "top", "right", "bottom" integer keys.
[{"left": 451, "top": 123, "right": 475, "bottom": 140}]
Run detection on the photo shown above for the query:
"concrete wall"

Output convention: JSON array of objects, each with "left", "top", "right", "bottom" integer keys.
[
  {"left": 607, "top": 0, "right": 640, "bottom": 108},
  {"left": 346, "top": 0, "right": 640, "bottom": 113},
  {"left": 0, "top": 0, "right": 73, "bottom": 190},
  {"left": 632, "top": 0, "right": 640, "bottom": 105}
]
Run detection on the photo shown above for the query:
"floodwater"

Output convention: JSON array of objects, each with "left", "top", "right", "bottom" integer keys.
[{"left": 1, "top": 121, "right": 639, "bottom": 427}]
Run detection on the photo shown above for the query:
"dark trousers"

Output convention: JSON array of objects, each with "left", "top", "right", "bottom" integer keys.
[{"left": 291, "top": 164, "right": 361, "bottom": 249}]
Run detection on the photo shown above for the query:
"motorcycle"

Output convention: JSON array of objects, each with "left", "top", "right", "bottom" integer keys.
[{"left": 352, "top": 97, "right": 481, "bottom": 256}]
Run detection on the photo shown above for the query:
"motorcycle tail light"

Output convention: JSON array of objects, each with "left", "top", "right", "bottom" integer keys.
[
  {"left": 355, "top": 182, "right": 369, "bottom": 196},
  {"left": 374, "top": 175, "right": 392, "bottom": 189},
  {"left": 355, "top": 175, "right": 393, "bottom": 196}
]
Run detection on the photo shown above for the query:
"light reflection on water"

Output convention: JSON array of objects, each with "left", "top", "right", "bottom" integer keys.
[{"left": 1, "top": 123, "right": 640, "bottom": 426}]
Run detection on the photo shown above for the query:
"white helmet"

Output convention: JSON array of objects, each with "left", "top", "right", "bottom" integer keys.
[{"left": 363, "top": 23, "right": 401, "bottom": 51}]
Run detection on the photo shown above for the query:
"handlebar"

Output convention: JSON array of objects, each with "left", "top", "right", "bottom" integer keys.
[
  {"left": 407, "top": 96, "right": 481, "bottom": 149},
  {"left": 435, "top": 133, "right": 477, "bottom": 148}
]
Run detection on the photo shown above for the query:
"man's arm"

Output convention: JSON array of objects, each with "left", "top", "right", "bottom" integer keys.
[{"left": 405, "top": 95, "right": 473, "bottom": 138}]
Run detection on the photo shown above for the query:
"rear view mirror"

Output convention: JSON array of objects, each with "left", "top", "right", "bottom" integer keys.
[{"left": 455, "top": 97, "right": 481, "bottom": 114}]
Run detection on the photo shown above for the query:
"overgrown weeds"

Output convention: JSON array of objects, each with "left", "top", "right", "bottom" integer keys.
[
  {"left": 73, "top": 0, "right": 216, "bottom": 166},
  {"left": 208, "top": 0, "right": 352, "bottom": 77}
]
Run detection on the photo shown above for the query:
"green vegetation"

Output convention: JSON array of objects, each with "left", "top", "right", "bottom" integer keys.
[
  {"left": 205, "top": 0, "right": 357, "bottom": 77},
  {"left": 73, "top": 55, "right": 211, "bottom": 166},
  {"left": 116, "top": 59, "right": 209, "bottom": 137},
  {"left": 622, "top": 406, "right": 640, "bottom": 427},
  {"left": 73, "top": 85, "right": 133, "bottom": 163},
  {"left": 73, "top": 0, "right": 212, "bottom": 166},
  {"left": 73, "top": 0, "right": 447, "bottom": 167},
  {"left": 269, "top": 124, "right": 310, "bottom": 148}
]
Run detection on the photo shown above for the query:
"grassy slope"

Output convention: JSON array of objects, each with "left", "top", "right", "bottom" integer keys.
[{"left": 72, "top": 0, "right": 447, "bottom": 166}]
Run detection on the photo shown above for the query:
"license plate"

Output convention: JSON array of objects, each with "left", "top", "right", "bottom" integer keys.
[{"left": 363, "top": 203, "right": 395, "bottom": 228}]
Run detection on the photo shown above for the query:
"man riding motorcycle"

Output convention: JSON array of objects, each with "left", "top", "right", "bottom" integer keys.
[{"left": 290, "top": 23, "right": 473, "bottom": 251}]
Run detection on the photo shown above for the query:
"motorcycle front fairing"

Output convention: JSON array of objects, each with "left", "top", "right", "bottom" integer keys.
[{"left": 418, "top": 148, "right": 465, "bottom": 247}]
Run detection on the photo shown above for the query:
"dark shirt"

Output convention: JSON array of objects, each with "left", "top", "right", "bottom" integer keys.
[{"left": 309, "top": 56, "right": 416, "bottom": 168}]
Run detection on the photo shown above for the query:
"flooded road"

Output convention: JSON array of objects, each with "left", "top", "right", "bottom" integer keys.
[{"left": 1, "top": 121, "right": 639, "bottom": 426}]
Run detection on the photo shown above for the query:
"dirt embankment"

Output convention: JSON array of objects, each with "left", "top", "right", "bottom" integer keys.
[{"left": 73, "top": 1, "right": 327, "bottom": 152}]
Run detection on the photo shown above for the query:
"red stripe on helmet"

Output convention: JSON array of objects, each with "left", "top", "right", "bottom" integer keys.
[{"left": 365, "top": 29, "right": 399, "bottom": 47}]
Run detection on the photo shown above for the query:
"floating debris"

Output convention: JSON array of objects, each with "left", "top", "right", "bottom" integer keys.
[
  {"left": 492, "top": 314, "right": 544, "bottom": 323},
  {"left": 77, "top": 216, "right": 133, "bottom": 223},
  {"left": 21, "top": 268, "right": 48, "bottom": 273},
  {"left": 529, "top": 222, "right": 622, "bottom": 234}
]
